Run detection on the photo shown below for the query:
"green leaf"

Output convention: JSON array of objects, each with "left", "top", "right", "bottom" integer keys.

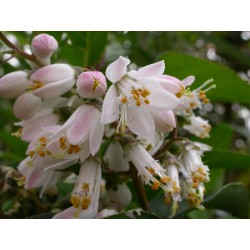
[
  {"left": 106, "top": 209, "right": 160, "bottom": 219},
  {"left": 159, "top": 51, "right": 250, "bottom": 106},
  {"left": 193, "top": 123, "right": 233, "bottom": 150},
  {"left": 204, "top": 149, "right": 250, "bottom": 169},
  {"left": 150, "top": 183, "right": 249, "bottom": 219}
]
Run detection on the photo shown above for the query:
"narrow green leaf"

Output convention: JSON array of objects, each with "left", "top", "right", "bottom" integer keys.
[
  {"left": 204, "top": 149, "right": 250, "bottom": 169},
  {"left": 159, "top": 51, "right": 250, "bottom": 106}
]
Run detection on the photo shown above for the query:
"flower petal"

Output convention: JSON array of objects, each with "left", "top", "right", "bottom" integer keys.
[
  {"left": 148, "top": 86, "right": 179, "bottom": 111},
  {"left": 127, "top": 105, "right": 155, "bottom": 142},
  {"left": 33, "top": 77, "right": 75, "bottom": 98},
  {"left": 13, "top": 92, "right": 42, "bottom": 120},
  {"left": 182, "top": 76, "right": 195, "bottom": 87},
  {"left": 151, "top": 110, "right": 176, "bottom": 132},
  {"left": 89, "top": 117, "right": 104, "bottom": 155},
  {"left": 66, "top": 105, "right": 99, "bottom": 145},
  {"left": 106, "top": 56, "right": 130, "bottom": 83},
  {"left": 101, "top": 85, "right": 119, "bottom": 124},
  {"left": 127, "top": 60, "right": 165, "bottom": 79}
]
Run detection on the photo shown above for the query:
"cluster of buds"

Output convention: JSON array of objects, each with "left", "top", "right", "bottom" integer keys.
[{"left": 0, "top": 33, "right": 215, "bottom": 218}]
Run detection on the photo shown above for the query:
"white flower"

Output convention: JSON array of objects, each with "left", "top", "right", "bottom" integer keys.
[
  {"left": 48, "top": 104, "right": 104, "bottom": 161},
  {"left": 183, "top": 115, "right": 211, "bottom": 138},
  {"left": 29, "top": 64, "right": 76, "bottom": 98},
  {"left": 126, "top": 143, "right": 170, "bottom": 191},
  {"left": 53, "top": 159, "right": 102, "bottom": 219},
  {"left": 101, "top": 56, "right": 179, "bottom": 142}
]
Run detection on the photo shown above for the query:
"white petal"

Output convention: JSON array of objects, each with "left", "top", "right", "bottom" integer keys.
[
  {"left": 30, "top": 64, "right": 75, "bottom": 83},
  {"left": 182, "top": 76, "right": 195, "bottom": 87},
  {"left": 101, "top": 85, "right": 119, "bottom": 124},
  {"left": 66, "top": 105, "right": 99, "bottom": 145},
  {"left": 151, "top": 110, "right": 176, "bottom": 132},
  {"left": 106, "top": 56, "right": 130, "bottom": 83},
  {"left": 33, "top": 77, "right": 75, "bottom": 98},
  {"left": 127, "top": 106, "right": 155, "bottom": 142},
  {"left": 127, "top": 60, "right": 165, "bottom": 79},
  {"left": 148, "top": 86, "right": 179, "bottom": 111},
  {"left": 89, "top": 118, "right": 104, "bottom": 155},
  {"left": 13, "top": 92, "right": 42, "bottom": 120}
]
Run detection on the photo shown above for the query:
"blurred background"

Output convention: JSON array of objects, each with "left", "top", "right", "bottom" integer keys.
[{"left": 0, "top": 31, "right": 250, "bottom": 218}]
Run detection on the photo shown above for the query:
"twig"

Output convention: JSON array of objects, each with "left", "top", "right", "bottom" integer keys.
[{"left": 0, "top": 32, "right": 43, "bottom": 67}]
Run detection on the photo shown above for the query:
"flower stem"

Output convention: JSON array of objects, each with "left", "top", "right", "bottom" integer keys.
[
  {"left": 129, "top": 163, "right": 149, "bottom": 211},
  {"left": 0, "top": 32, "right": 44, "bottom": 67}
]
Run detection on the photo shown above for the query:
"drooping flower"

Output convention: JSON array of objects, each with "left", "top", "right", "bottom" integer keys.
[
  {"left": 101, "top": 56, "right": 179, "bottom": 142},
  {"left": 53, "top": 159, "right": 102, "bottom": 219},
  {"left": 178, "top": 142, "right": 211, "bottom": 209},
  {"left": 0, "top": 71, "right": 31, "bottom": 99},
  {"left": 31, "top": 33, "right": 58, "bottom": 65},
  {"left": 76, "top": 71, "right": 107, "bottom": 98},
  {"left": 126, "top": 143, "right": 171, "bottom": 192},
  {"left": 47, "top": 104, "right": 104, "bottom": 161},
  {"left": 29, "top": 64, "right": 76, "bottom": 98},
  {"left": 183, "top": 115, "right": 211, "bottom": 138}
]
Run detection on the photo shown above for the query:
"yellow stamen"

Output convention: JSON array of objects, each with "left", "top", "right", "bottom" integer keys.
[
  {"left": 92, "top": 78, "right": 99, "bottom": 91},
  {"left": 136, "top": 100, "right": 141, "bottom": 106},
  {"left": 160, "top": 176, "right": 171, "bottom": 183},
  {"left": 144, "top": 99, "right": 150, "bottom": 104},
  {"left": 151, "top": 181, "right": 160, "bottom": 191},
  {"left": 81, "top": 196, "right": 91, "bottom": 210},
  {"left": 121, "top": 97, "right": 128, "bottom": 104}
]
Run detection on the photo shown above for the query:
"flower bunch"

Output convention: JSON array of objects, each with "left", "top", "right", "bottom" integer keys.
[{"left": 0, "top": 33, "right": 215, "bottom": 218}]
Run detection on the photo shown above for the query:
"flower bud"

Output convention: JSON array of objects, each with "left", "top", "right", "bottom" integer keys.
[
  {"left": 31, "top": 34, "right": 58, "bottom": 63},
  {"left": 106, "top": 183, "right": 132, "bottom": 209},
  {"left": 0, "top": 71, "right": 31, "bottom": 99},
  {"left": 76, "top": 71, "right": 107, "bottom": 98},
  {"left": 30, "top": 64, "right": 75, "bottom": 98},
  {"left": 13, "top": 92, "right": 42, "bottom": 120}
]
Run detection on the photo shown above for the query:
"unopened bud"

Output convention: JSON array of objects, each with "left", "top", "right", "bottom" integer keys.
[
  {"left": 76, "top": 71, "right": 107, "bottom": 98},
  {"left": 31, "top": 34, "right": 58, "bottom": 64},
  {"left": 0, "top": 71, "right": 31, "bottom": 99},
  {"left": 13, "top": 92, "right": 42, "bottom": 120}
]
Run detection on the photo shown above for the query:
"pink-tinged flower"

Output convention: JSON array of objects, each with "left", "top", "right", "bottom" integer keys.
[
  {"left": 29, "top": 64, "right": 75, "bottom": 98},
  {"left": 106, "top": 183, "right": 132, "bottom": 209},
  {"left": 31, "top": 33, "right": 58, "bottom": 65},
  {"left": 183, "top": 115, "right": 211, "bottom": 138},
  {"left": 48, "top": 104, "right": 104, "bottom": 160},
  {"left": 178, "top": 142, "right": 211, "bottom": 209},
  {"left": 175, "top": 78, "right": 215, "bottom": 114},
  {"left": 18, "top": 155, "right": 77, "bottom": 198},
  {"left": 126, "top": 143, "right": 171, "bottom": 192},
  {"left": 101, "top": 56, "right": 179, "bottom": 142},
  {"left": 76, "top": 71, "right": 107, "bottom": 98},
  {"left": 95, "top": 209, "right": 117, "bottom": 218},
  {"left": 53, "top": 159, "right": 102, "bottom": 219},
  {"left": 14, "top": 109, "right": 59, "bottom": 142},
  {"left": 13, "top": 92, "right": 42, "bottom": 120},
  {"left": 0, "top": 71, "right": 31, "bottom": 99},
  {"left": 150, "top": 110, "right": 176, "bottom": 132}
]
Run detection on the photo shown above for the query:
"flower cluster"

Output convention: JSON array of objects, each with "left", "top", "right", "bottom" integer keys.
[{"left": 0, "top": 33, "right": 215, "bottom": 218}]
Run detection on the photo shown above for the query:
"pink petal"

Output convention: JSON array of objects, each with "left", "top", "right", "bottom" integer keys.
[
  {"left": 127, "top": 106, "right": 155, "bottom": 142},
  {"left": 66, "top": 105, "right": 99, "bottom": 145},
  {"left": 127, "top": 60, "right": 165, "bottom": 79},
  {"left": 13, "top": 92, "right": 42, "bottom": 120},
  {"left": 89, "top": 118, "right": 104, "bottom": 155},
  {"left": 30, "top": 64, "right": 75, "bottom": 83},
  {"left": 151, "top": 110, "right": 176, "bottom": 132},
  {"left": 106, "top": 56, "right": 130, "bottom": 83},
  {"left": 33, "top": 78, "right": 75, "bottom": 98},
  {"left": 101, "top": 85, "right": 119, "bottom": 124}
]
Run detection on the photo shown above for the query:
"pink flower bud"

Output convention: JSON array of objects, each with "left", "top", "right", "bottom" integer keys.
[
  {"left": 30, "top": 64, "right": 76, "bottom": 98},
  {"left": 31, "top": 34, "right": 58, "bottom": 59},
  {"left": 0, "top": 71, "right": 31, "bottom": 99},
  {"left": 76, "top": 71, "right": 107, "bottom": 98},
  {"left": 13, "top": 92, "right": 42, "bottom": 120}
]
